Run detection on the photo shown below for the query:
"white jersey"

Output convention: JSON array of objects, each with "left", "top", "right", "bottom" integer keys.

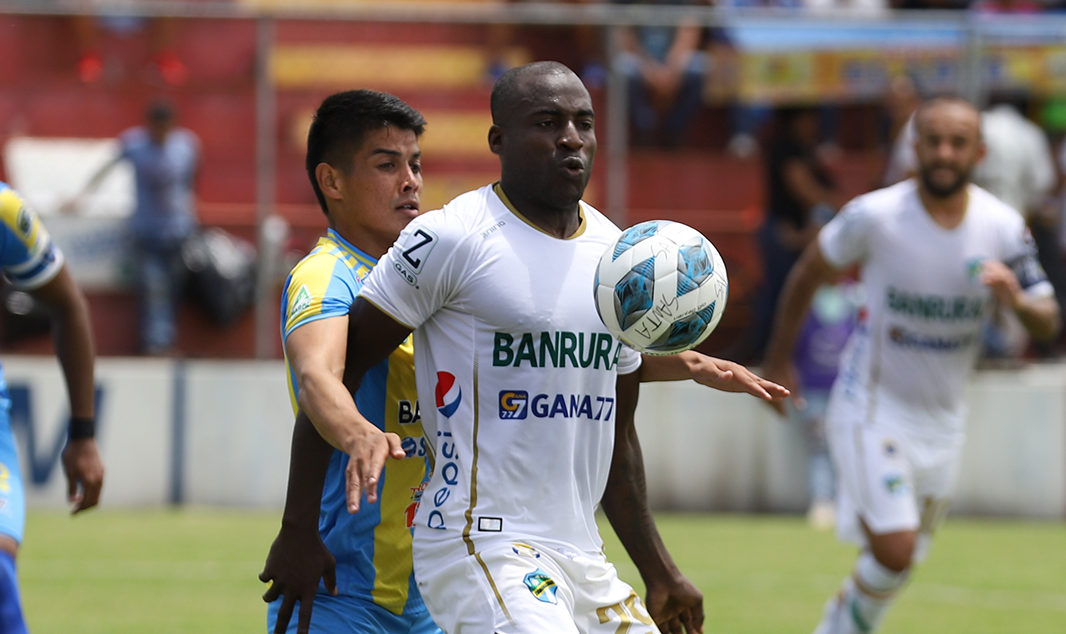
[
  {"left": 821, "top": 180, "right": 1053, "bottom": 443},
  {"left": 359, "top": 183, "right": 642, "bottom": 569}
]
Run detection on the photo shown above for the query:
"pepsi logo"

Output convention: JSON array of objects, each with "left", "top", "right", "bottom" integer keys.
[{"left": 435, "top": 371, "right": 462, "bottom": 417}]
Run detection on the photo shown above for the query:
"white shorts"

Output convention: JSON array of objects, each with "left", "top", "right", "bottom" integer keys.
[
  {"left": 828, "top": 420, "right": 959, "bottom": 550},
  {"left": 416, "top": 540, "right": 658, "bottom": 634}
]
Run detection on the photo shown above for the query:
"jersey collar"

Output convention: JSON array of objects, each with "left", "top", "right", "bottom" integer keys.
[
  {"left": 325, "top": 228, "right": 378, "bottom": 268},
  {"left": 492, "top": 182, "right": 587, "bottom": 240}
]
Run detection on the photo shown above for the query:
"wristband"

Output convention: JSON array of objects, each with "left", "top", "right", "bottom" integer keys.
[{"left": 68, "top": 417, "right": 95, "bottom": 441}]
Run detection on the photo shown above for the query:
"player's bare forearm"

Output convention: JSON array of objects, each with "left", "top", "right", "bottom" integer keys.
[
  {"left": 32, "top": 267, "right": 96, "bottom": 419},
  {"left": 338, "top": 298, "right": 416, "bottom": 512},
  {"left": 603, "top": 372, "right": 704, "bottom": 634},
  {"left": 763, "top": 242, "right": 837, "bottom": 413},
  {"left": 260, "top": 411, "right": 337, "bottom": 634},
  {"left": 640, "top": 352, "right": 789, "bottom": 402},
  {"left": 1016, "top": 295, "right": 1061, "bottom": 342},
  {"left": 980, "top": 260, "right": 1061, "bottom": 342}
]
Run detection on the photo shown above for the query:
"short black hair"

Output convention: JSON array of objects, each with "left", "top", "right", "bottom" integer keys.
[
  {"left": 306, "top": 90, "right": 426, "bottom": 215},
  {"left": 146, "top": 99, "right": 175, "bottom": 124},
  {"left": 490, "top": 61, "right": 574, "bottom": 125}
]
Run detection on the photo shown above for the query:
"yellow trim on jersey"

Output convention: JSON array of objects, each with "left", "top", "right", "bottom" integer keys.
[
  {"left": 462, "top": 354, "right": 481, "bottom": 556},
  {"left": 372, "top": 335, "right": 424, "bottom": 614},
  {"left": 475, "top": 551, "right": 514, "bottom": 625},
  {"left": 0, "top": 189, "right": 40, "bottom": 248},
  {"left": 492, "top": 182, "right": 587, "bottom": 240}
]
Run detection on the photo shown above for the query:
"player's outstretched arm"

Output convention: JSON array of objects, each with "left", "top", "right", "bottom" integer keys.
[
  {"left": 30, "top": 265, "right": 102, "bottom": 513},
  {"left": 980, "top": 259, "right": 1061, "bottom": 342},
  {"left": 602, "top": 371, "right": 704, "bottom": 634},
  {"left": 260, "top": 410, "right": 337, "bottom": 634},
  {"left": 340, "top": 297, "right": 414, "bottom": 513},
  {"left": 762, "top": 240, "right": 839, "bottom": 416},
  {"left": 640, "top": 351, "right": 789, "bottom": 402}
]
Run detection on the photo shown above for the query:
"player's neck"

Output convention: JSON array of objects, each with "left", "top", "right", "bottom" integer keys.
[
  {"left": 917, "top": 183, "right": 969, "bottom": 229},
  {"left": 496, "top": 183, "right": 582, "bottom": 239},
  {"left": 328, "top": 217, "right": 389, "bottom": 260}
]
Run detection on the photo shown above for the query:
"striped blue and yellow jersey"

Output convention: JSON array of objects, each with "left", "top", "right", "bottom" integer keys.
[
  {"left": 0, "top": 183, "right": 63, "bottom": 291},
  {"left": 0, "top": 182, "right": 64, "bottom": 394},
  {"left": 280, "top": 228, "right": 429, "bottom": 616}
]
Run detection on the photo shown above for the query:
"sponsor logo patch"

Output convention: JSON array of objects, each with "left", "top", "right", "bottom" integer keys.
[
  {"left": 524, "top": 569, "right": 558, "bottom": 605},
  {"left": 290, "top": 284, "right": 313, "bottom": 315},
  {"left": 435, "top": 372, "right": 461, "bottom": 418},
  {"left": 499, "top": 390, "right": 528, "bottom": 420}
]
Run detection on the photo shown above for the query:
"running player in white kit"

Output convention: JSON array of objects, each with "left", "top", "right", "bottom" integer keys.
[{"left": 763, "top": 96, "right": 1060, "bottom": 634}]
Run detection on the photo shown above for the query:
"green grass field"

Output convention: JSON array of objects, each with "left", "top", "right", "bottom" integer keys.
[{"left": 17, "top": 509, "right": 1066, "bottom": 633}]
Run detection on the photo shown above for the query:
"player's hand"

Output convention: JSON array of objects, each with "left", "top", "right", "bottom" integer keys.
[
  {"left": 979, "top": 259, "right": 1024, "bottom": 309},
  {"left": 761, "top": 357, "right": 802, "bottom": 417},
  {"left": 61, "top": 438, "right": 104, "bottom": 514},
  {"left": 690, "top": 356, "right": 790, "bottom": 402},
  {"left": 645, "top": 573, "right": 705, "bottom": 634},
  {"left": 260, "top": 524, "right": 337, "bottom": 634},
  {"left": 343, "top": 425, "right": 406, "bottom": 513}
]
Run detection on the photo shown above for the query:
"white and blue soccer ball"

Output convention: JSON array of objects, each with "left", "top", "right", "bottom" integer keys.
[{"left": 594, "top": 220, "right": 728, "bottom": 355}]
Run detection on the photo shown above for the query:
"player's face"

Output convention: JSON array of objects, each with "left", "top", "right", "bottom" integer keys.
[
  {"left": 333, "top": 126, "right": 422, "bottom": 258},
  {"left": 492, "top": 71, "right": 596, "bottom": 211},
  {"left": 914, "top": 102, "right": 984, "bottom": 198}
]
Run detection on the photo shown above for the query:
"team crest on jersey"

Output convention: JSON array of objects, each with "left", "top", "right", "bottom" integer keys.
[
  {"left": 884, "top": 473, "right": 908, "bottom": 496},
  {"left": 435, "top": 372, "right": 462, "bottom": 417},
  {"left": 290, "top": 284, "right": 313, "bottom": 315},
  {"left": 523, "top": 569, "right": 558, "bottom": 605},
  {"left": 499, "top": 390, "right": 528, "bottom": 420}
]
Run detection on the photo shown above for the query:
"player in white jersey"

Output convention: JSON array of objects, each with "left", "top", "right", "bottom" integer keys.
[
  {"left": 763, "top": 97, "right": 1060, "bottom": 634},
  {"left": 293, "top": 62, "right": 786, "bottom": 634}
]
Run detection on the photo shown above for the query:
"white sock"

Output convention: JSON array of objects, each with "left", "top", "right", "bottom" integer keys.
[
  {"left": 813, "top": 552, "right": 907, "bottom": 634},
  {"left": 845, "top": 551, "right": 907, "bottom": 633}
]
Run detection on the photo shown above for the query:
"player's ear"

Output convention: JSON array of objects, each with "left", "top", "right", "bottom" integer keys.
[
  {"left": 316, "top": 162, "right": 342, "bottom": 200},
  {"left": 488, "top": 124, "right": 503, "bottom": 156}
]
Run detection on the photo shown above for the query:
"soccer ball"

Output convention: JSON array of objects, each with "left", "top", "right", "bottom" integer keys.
[{"left": 594, "top": 220, "right": 728, "bottom": 355}]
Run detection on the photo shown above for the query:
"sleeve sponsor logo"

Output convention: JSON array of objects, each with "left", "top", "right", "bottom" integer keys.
[
  {"left": 393, "top": 226, "right": 438, "bottom": 287},
  {"left": 290, "top": 284, "right": 313, "bottom": 315}
]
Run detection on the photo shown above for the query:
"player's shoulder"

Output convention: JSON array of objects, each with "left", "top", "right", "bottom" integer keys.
[
  {"left": 966, "top": 183, "right": 1024, "bottom": 224},
  {"left": 0, "top": 182, "right": 39, "bottom": 239},
  {"left": 406, "top": 184, "right": 500, "bottom": 244},
  {"left": 287, "top": 233, "right": 372, "bottom": 290},
  {"left": 855, "top": 179, "right": 915, "bottom": 210}
]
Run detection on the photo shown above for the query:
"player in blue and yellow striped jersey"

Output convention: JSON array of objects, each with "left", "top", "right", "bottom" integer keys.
[
  {"left": 260, "top": 91, "right": 441, "bottom": 634},
  {"left": 0, "top": 183, "right": 103, "bottom": 633}
]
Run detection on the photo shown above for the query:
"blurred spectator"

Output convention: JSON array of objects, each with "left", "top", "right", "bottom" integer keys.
[
  {"left": 486, "top": 0, "right": 606, "bottom": 88},
  {"left": 613, "top": 0, "right": 721, "bottom": 146},
  {"left": 746, "top": 106, "right": 843, "bottom": 363},
  {"left": 74, "top": 12, "right": 187, "bottom": 86},
  {"left": 70, "top": 100, "right": 200, "bottom": 355},
  {"left": 972, "top": 97, "right": 1059, "bottom": 358},
  {"left": 881, "top": 75, "right": 921, "bottom": 186},
  {"left": 971, "top": 0, "right": 1044, "bottom": 13},
  {"left": 789, "top": 277, "right": 862, "bottom": 530},
  {"left": 804, "top": 0, "right": 889, "bottom": 15}
]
